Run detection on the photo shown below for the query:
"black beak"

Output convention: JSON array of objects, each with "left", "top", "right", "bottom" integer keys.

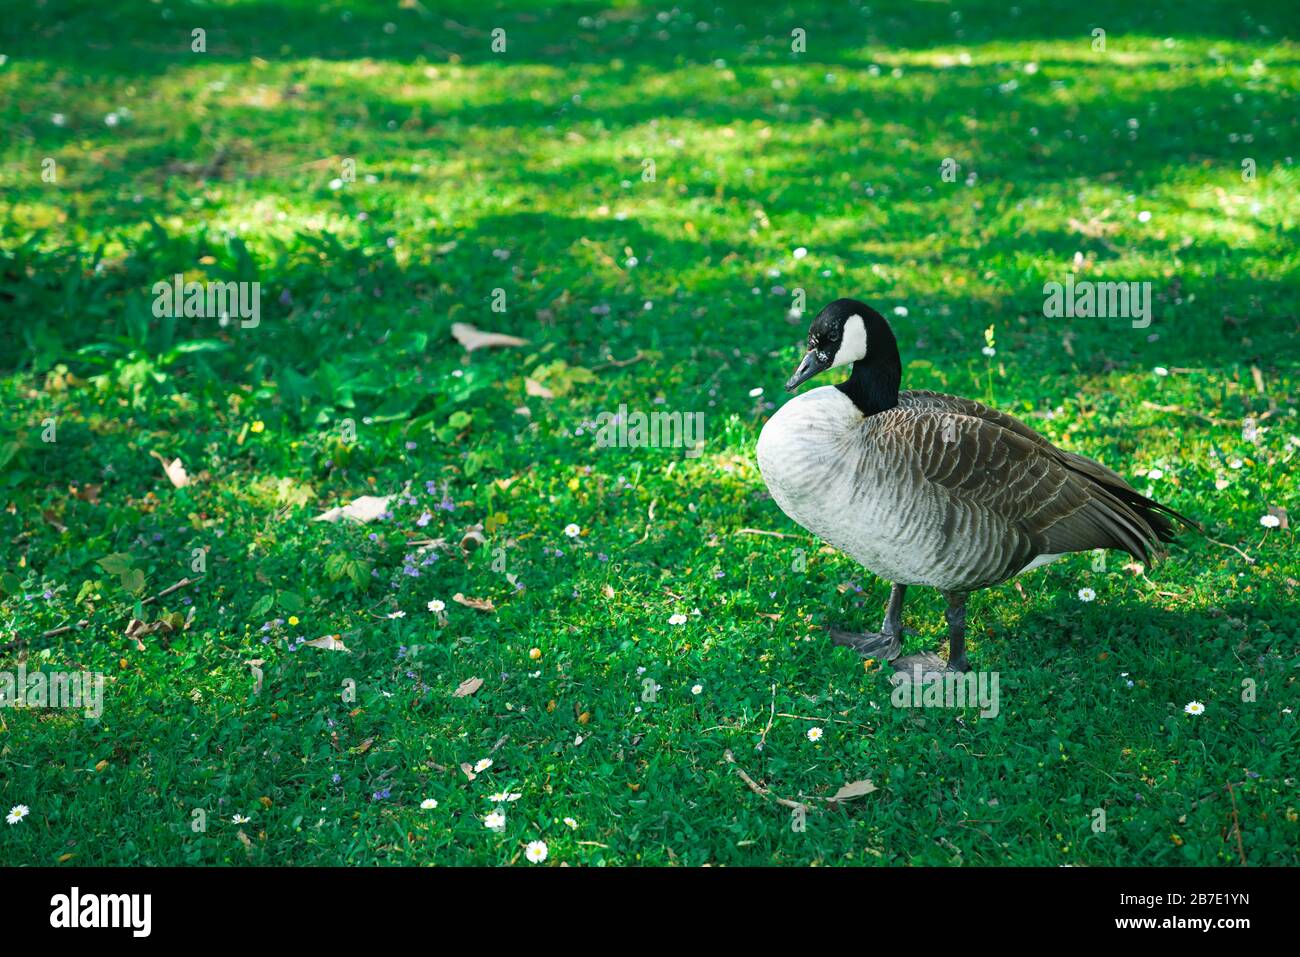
[{"left": 785, "top": 351, "right": 830, "bottom": 392}]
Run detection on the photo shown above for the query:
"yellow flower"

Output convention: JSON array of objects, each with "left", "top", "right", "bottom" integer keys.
[
  {"left": 288, "top": 616, "right": 299, "bottom": 626},
  {"left": 250, "top": 420, "right": 265, "bottom": 433}
]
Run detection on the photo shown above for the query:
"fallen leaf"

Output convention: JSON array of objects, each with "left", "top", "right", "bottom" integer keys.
[
  {"left": 453, "top": 592, "right": 496, "bottom": 612},
  {"left": 827, "top": 779, "right": 877, "bottom": 803},
  {"left": 94, "top": 759, "right": 109, "bottom": 773},
  {"left": 451, "top": 322, "right": 528, "bottom": 352},
  {"left": 69, "top": 483, "right": 101, "bottom": 505},
  {"left": 303, "top": 634, "right": 350, "bottom": 652},
  {"left": 312, "top": 494, "right": 393, "bottom": 524},
  {"left": 524, "top": 377, "right": 554, "bottom": 398},
  {"left": 460, "top": 524, "right": 487, "bottom": 551},
  {"left": 355, "top": 737, "right": 374, "bottom": 754},
  {"left": 452, "top": 676, "right": 484, "bottom": 698},
  {"left": 149, "top": 450, "right": 191, "bottom": 488},
  {"left": 602, "top": 584, "right": 615, "bottom": 599},
  {"left": 459, "top": 762, "right": 477, "bottom": 781},
  {"left": 1268, "top": 505, "right": 1289, "bottom": 530},
  {"left": 258, "top": 796, "right": 273, "bottom": 809}
]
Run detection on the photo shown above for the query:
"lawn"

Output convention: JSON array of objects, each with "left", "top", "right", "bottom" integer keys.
[{"left": 0, "top": 0, "right": 1297, "bottom": 866}]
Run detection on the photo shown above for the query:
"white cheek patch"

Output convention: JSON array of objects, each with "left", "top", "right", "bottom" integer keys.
[{"left": 830, "top": 314, "right": 868, "bottom": 368}]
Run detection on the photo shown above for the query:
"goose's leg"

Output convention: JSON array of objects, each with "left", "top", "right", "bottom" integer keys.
[
  {"left": 942, "top": 591, "right": 970, "bottom": 673},
  {"left": 830, "top": 583, "right": 906, "bottom": 661},
  {"left": 892, "top": 590, "right": 971, "bottom": 676}
]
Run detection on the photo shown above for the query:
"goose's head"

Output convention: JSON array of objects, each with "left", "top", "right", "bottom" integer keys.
[{"left": 784, "top": 298, "right": 902, "bottom": 415}]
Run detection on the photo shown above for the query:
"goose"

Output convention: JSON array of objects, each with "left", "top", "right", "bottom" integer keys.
[{"left": 755, "top": 298, "right": 1196, "bottom": 674}]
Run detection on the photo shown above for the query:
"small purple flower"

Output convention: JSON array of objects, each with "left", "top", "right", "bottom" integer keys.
[
  {"left": 279, "top": 289, "right": 293, "bottom": 307},
  {"left": 372, "top": 788, "right": 391, "bottom": 801},
  {"left": 42, "top": 590, "right": 53, "bottom": 600},
  {"left": 368, "top": 532, "right": 378, "bottom": 541},
  {"left": 332, "top": 773, "right": 341, "bottom": 784},
  {"left": 425, "top": 481, "right": 437, "bottom": 495},
  {"left": 405, "top": 441, "right": 417, "bottom": 450},
  {"left": 416, "top": 511, "right": 432, "bottom": 527},
  {"left": 379, "top": 511, "right": 394, "bottom": 521},
  {"left": 597, "top": 552, "right": 609, "bottom": 562}
]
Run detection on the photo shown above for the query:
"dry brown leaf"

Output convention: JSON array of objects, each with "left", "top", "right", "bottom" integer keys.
[
  {"left": 828, "top": 779, "right": 877, "bottom": 803},
  {"left": 452, "top": 676, "right": 484, "bottom": 698},
  {"left": 69, "top": 483, "right": 102, "bottom": 505},
  {"left": 303, "top": 634, "right": 350, "bottom": 652},
  {"left": 312, "top": 494, "right": 393, "bottom": 524},
  {"left": 459, "top": 762, "right": 477, "bottom": 781},
  {"left": 459, "top": 524, "right": 487, "bottom": 551},
  {"left": 524, "top": 377, "right": 555, "bottom": 398},
  {"left": 602, "top": 584, "right": 615, "bottom": 599},
  {"left": 356, "top": 737, "right": 374, "bottom": 754},
  {"left": 149, "top": 450, "right": 191, "bottom": 488},
  {"left": 453, "top": 592, "right": 496, "bottom": 612},
  {"left": 451, "top": 322, "right": 528, "bottom": 352}
]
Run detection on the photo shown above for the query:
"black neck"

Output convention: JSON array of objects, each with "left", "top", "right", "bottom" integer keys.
[{"left": 835, "top": 311, "right": 901, "bottom": 416}]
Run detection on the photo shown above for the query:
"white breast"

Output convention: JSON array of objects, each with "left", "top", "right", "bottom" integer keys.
[{"left": 756, "top": 387, "right": 936, "bottom": 584}]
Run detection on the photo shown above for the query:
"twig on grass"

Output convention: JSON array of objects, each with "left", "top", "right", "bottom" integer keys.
[
  {"left": 8, "top": 576, "right": 205, "bottom": 649},
  {"left": 1225, "top": 782, "right": 1249, "bottom": 866},
  {"left": 756, "top": 683, "right": 777, "bottom": 750},
  {"left": 735, "top": 527, "right": 801, "bottom": 540},
  {"left": 724, "top": 749, "right": 809, "bottom": 812}
]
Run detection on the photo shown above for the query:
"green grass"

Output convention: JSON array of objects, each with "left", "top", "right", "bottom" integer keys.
[{"left": 1, "top": 0, "right": 1297, "bottom": 866}]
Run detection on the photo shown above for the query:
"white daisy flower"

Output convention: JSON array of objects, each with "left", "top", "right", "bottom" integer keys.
[
  {"left": 792, "top": 247, "right": 808, "bottom": 259},
  {"left": 807, "top": 727, "right": 824, "bottom": 742},
  {"left": 420, "top": 798, "right": 439, "bottom": 810},
  {"left": 484, "top": 810, "right": 506, "bottom": 831},
  {"left": 981, "top": 346, "right": 996, "bottom": 357},
  {"left": 489, "top": 791, "right": 522, "bottom": 803},
  {"left": 668, "top": 613, "right": 688, "bottom": 626},
  {"left": 691, "top": 684, "right": 703, "bottom": 695},
  {"left": 1147, "top": 468, "right": 1163, "bottom": 480},
  {"left": 387, "top": 610, "right": 406, "bottom": 619},
  {"left": 5, "top": 805, "right": 30, "bottom": 825},
  {"left": 232, "top": 814, "right": 250, "bottom": 824},
  {"left": 1138, "top": 210, "right": 1152, "bottom": 223},
  {"left": 564, "top": 523, "right": 581, "bottom": 538},
  {"left": 893, "top": 306, "right": 909, "bottom": 317},
  {"left": 525, "top": 839, "right": 548, "bottom": 863},
  {"left": 748, "top": 387, "right": 764, "bottom": 398},
  {"left": 1260, "top": 514, "right": 1281, "bottom": 528},
  {"left": 563, "top": 817, "right": 578, "bottom": 829},
  {"left": 1078, "top": 587, "right": 1096, "bottom": 602},
  {"left": 427, "top": 599, "right": 446, "bottom": 612},
  {"left": 1184, "top": 701, "right": 1205, "bottom": 716},
  {"left": 473, "top": 758, "right": 493, "bottom": 773},
  {"left": 1153, "top": 366, "right": 1169, "bottom": 376},
  {"left": 52, "top": 113, "right": 66, "bottom": 127}
]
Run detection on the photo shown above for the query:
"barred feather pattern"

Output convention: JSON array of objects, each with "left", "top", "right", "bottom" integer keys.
[{"left": 756, "top": 387, "right": 1192, "bottom": 592}]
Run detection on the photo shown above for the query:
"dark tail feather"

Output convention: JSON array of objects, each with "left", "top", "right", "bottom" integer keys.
[{"left": 1058, "top": 450, "right": 1200, "bottom": 561}]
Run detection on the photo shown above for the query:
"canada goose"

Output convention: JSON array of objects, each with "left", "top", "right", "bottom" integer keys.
[{"left": 756, "top": 298, "right": 1196, "bottom": 674}]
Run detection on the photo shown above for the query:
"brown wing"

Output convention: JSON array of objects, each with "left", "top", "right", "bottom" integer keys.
[
  {"left": 872, "top": 406, "right": 1168, "bottom": 587},
  {"left": 899, "top": 390, "right": 1195, "bottom": 543}
]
